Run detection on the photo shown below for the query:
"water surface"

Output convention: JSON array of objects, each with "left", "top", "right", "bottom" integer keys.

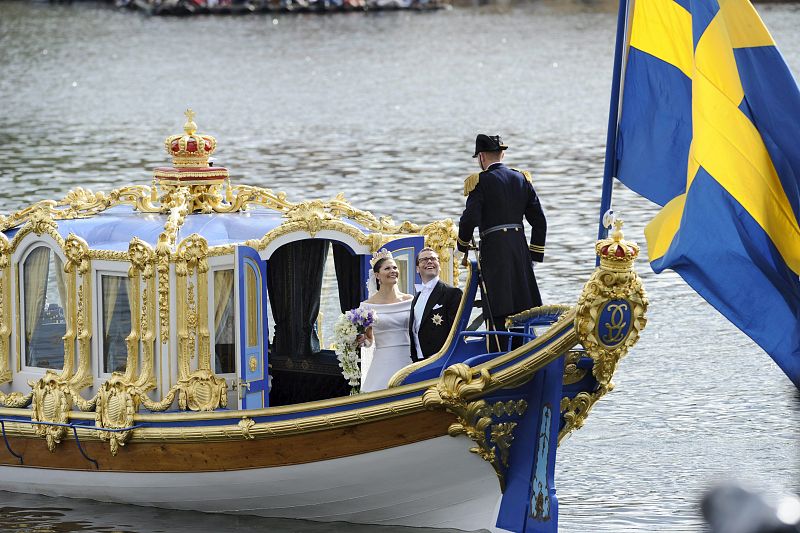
[{"left": 0, "top": 1, "right": 798, "bottom": 531}]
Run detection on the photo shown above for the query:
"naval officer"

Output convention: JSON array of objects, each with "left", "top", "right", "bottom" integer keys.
[{"left": 456, "top": 134, "right": 546, "bottom": 343}]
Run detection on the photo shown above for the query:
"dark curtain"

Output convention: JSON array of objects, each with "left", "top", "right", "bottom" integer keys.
[
  {"left": 332, "top": 242, "right": 363, "bottom": 312},
  {"left": 267, "top": 240, "right": 330, "bottom": 357}
]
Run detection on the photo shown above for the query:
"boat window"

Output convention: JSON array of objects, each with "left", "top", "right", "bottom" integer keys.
[
  {"left": 22, "top": 246, "right": 67, "bottom": 370},
  {"left": 100, "top": 274, "right": 132, "bottom": 374},
  {"left": 213, "top": 269, "right": 235, "bottom": 374}
]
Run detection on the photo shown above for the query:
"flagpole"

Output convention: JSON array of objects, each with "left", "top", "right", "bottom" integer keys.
[{"left": 597, "top": 0, "right": 631, "bottom": 255}]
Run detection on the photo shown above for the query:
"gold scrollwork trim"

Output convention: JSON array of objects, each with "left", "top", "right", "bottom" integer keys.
[
  {"left": 558, "top": 387, "right": 611, "bottom": 445},
  {"left": 0, "top": 233, "right": 11, "bottom": 384},
  {"left": 176, "top": 234, "right": 208, "bottom": 377},
  {"left": 420, "top": 219, "right": 459, "bottom": 284},
  {"left": 238, "top": 417, "right": 255, "bottom": 439},
  {"left": 490, "top": 399, "right": 528, "bottom": 418},
  {"left": 0, "top": 187, "right": 162, "bottom": 234},
  {"left": 64, "top": 235, "right": 93, "bottom": 390},
  {"left": 562, "top": 350, "right": 589, "bottom": 386},
  {"left": 574, "top": 269, "right": 648, "bottom": 386}
]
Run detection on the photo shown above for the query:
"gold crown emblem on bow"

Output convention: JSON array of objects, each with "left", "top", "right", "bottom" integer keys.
[
  {"left": 596, "top": 219, "right": 639, "bottom": 272},
  {"left": 370, "top": 248, "right": 394, "bottom": 267},
  {"left": 163, "top": 109, "right": 217, "bottom": 168}
]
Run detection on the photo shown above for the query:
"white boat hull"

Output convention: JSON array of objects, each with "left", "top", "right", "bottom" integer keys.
[{"left": 0, "top": 436, "right": 502, "bottom": 531}]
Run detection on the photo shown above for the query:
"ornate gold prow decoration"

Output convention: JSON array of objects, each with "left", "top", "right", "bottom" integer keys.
[
  {"left": 574, "top": 219, "right": 648, "bottom": 386},
  {"left": 562, "top": 219, "right": 648, "bottom": 444}
]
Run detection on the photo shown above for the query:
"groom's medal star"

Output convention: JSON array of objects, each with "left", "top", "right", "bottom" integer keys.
[{"left": 432, "top": 313, "right": 443, "bottom": 326}]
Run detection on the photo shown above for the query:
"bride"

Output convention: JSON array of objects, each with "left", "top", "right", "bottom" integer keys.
[{"left": 358, "top": 249, "right": 414, "bottom": 393}]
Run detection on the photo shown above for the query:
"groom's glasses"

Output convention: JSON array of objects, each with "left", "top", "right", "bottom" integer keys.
[{"left": 418, "top": 256, "right": 439, "bottom": 264}]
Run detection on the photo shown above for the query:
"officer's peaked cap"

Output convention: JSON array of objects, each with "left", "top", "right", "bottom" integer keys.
[{"left": 472, "top": 134, "right": 508, "bottom": 158}]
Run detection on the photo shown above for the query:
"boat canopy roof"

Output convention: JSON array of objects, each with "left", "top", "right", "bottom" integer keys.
[
  {"left": 3, "top": 204, "right": 375, "bottom": 252},
  {"left": 0, "top": 110, "right": 454, "bottom": 258}
]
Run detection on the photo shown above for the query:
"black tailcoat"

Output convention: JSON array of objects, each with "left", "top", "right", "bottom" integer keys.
[
  {"left": 457, "top": 162, "right": 546, "bottom": 317},
  {"left": 409, "top": 280, "right": 462, "bottom": 362}
]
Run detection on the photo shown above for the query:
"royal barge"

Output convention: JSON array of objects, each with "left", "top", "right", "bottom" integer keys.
[{"left": 0, "top": 112, "right": 647, "bottom": 532}]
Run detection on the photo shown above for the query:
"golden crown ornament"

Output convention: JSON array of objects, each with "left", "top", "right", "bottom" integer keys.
[
  {"left": 152, "top": 109, "right": 231, "bottom": 209},
  {"left": 595, "top": 219, "right": 640, "bottom": 272}
]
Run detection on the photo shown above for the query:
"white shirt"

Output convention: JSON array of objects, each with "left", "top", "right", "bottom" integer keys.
[{"left": 413, "top": 276, "right": 439, "bottom": 357}]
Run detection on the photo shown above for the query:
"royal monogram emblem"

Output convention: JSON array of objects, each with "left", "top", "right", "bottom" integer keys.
[{"left": 432, "top": 313, "right": 443, "bottom": 326}]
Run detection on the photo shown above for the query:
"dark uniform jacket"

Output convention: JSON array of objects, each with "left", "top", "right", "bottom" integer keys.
[
  {"left": 409, "top": 281, "right": 463, "bottom": 362},
  {"left": 457, "top": 162, "right": 546, "bottom": 318}
]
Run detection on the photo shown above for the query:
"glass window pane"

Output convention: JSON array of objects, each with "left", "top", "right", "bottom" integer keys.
[
  {"left": 101, "top": 275, "right": 131, "bottom": 374},
  {"left": 213, "top": 270, "right": 235, "bottom": 374},
  {"left": 24, "top": 247, "right": 66, "bottom": 369}
]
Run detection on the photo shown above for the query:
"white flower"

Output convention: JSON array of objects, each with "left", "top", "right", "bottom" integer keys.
[{"left": 333, "top": 313, "right": 362, "bottom": 390}]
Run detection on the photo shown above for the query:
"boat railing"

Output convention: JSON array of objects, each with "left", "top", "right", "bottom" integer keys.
[{"left": 0, "top": 418, "right": 143, "bottom": 469}]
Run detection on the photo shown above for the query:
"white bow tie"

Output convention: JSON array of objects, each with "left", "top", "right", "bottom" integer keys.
[{"left": 415, "top": 281, "right": 436, "bottom": 293}]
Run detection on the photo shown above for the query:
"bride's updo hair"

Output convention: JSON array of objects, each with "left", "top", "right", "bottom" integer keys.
[{"left": 373, "top": 257, "right": 389, "bottom": 291}]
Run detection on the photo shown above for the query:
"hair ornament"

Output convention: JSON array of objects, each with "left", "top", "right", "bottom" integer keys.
[{"left": 370, "top": 248, "right": 393, "bottom": 268}]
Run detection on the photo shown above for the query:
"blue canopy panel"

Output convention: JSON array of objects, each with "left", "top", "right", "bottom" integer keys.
[{"left": 2, "top": 205, "right": 375, "bottom": 251}]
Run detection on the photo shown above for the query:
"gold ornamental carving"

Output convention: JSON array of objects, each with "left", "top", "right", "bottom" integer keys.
[
  {"left": 155, "top": 233, "right": 171, "bottom": 344},
  {"left": 0, "top": 233, "right": 11, "bottom": 384},
  {"left": 0, "top": 390, "right": 33, "bottom": 408},
  {"left": 574, "top": 220, "right": 648, "bottom": 386},
  {"left": 176, "top": 234, "right": 208, "bottom": 379},
  {"left": 490, "top": 399, "right": 528, "bottom": 418},
  {"left": 238, "top": 417, "right": 255, "bottom": 439},
  {"left": 63, "top": 234, "right": 92, "bottom": 389},
  {"left": 285, "top": 200, "right": 336, "bottom": 237},
  {"left": 558, "top": 388, "right": 610, "bottom": 445},
  {"left": 562, "top": 350, "right": 589, "bottom": 386},
  {"left": 128, "top": 238, "right": 157, "bottom": 390},
  {"left": 27, "top": 205, "right": 59, "bottom": 236},
  {"left": 95, "top": 374, "right": 137, "bottom": 455},
  {"left": 30, "top": 371, "right": 73, "bottom": 451},
  {"left": 490, "top": 422, "right": 518, "bottom": 468},
  {"left": 177, "top": 369, "right": 228, "bottom": 412},
  {"left": 420, "top": 219, "right": 459, "bottom": 284},
  {"left": 135, "top": 369, "right": 227, "bottom": 413}
]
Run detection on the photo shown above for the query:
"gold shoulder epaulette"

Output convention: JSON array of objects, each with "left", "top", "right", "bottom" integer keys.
[
  {"left": 511, "top": 168, "right": 533, "bottom": 184},
  {"left": 463, "top": 173, "right": 480, "bottom": 196}
]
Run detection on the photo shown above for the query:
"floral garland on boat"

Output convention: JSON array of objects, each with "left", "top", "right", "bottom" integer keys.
[{"left": 333, "top": 306, "right": 376, "bottom": 395}]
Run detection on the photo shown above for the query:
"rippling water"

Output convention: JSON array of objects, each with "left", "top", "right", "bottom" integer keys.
[{"left": 1, "top": 1, "right": 798, "bottom": 531}]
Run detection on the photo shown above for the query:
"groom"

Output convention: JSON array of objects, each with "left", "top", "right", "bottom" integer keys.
[{"left": 409, "top": 248, "right": 463, "bottom": 362}]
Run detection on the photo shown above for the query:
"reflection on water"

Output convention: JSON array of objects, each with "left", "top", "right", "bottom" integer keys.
[
  {"left": 0, "top": 491, "right": 472, "bottom": 533},
  {"left": 1, "top": 1, "right": 799, "bottom": 531}
]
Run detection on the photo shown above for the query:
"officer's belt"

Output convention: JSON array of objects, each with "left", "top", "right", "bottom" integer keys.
[{"left": 480, "top": 224, "right": 523, "bottom": 238}]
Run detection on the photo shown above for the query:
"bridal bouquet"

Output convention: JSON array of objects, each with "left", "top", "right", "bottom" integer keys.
[{"left": 333, "top": 306, "right": 377, "bottom": 395}]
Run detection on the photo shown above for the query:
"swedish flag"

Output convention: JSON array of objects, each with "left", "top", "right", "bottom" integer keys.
[{"left": 614, "top": 0, "right": 800, "bottom": 386}]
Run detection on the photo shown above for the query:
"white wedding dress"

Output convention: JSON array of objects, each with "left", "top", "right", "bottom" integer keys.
[{"left": 360, "top": 299, "right": 412, "bottom": 393}]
